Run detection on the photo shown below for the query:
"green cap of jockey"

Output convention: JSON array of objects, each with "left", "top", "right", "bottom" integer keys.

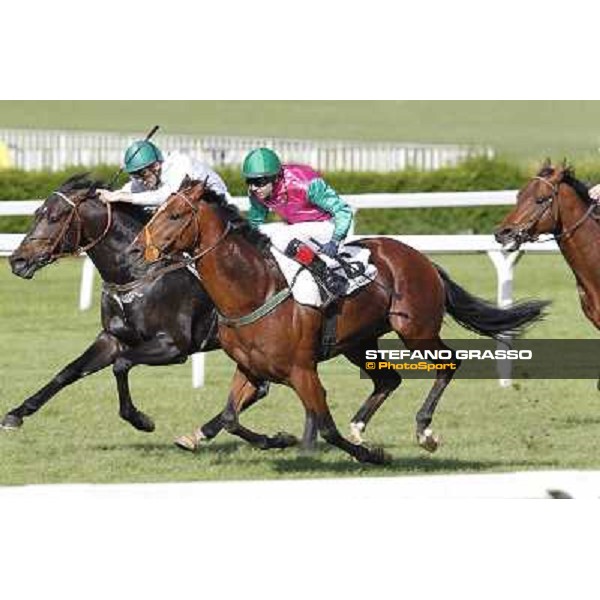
[
  {"left": 242, "top": 148, "right": 282, "bottom": 180},
  {"left": 123, "top": 140, "right": 164, "bottom": 174}
]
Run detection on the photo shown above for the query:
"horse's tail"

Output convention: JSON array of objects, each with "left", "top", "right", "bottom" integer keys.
[{"left": 436, "top": 265, "right": 549, "bottom": 339}]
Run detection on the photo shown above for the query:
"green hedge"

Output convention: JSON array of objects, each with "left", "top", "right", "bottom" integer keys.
[{"left": 3, "top": 157, "right": 600, "bottom": 234}]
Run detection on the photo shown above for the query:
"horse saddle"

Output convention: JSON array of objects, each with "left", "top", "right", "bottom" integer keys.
[{"left": 269, "top": 241, "right": 377, "bottom": 309}]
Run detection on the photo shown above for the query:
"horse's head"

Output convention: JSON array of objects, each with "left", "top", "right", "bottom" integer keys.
[
  {"left": 495, "top": 161, "right": 572, "bottom": 251},
  {"left": 135, "top": 178, "right": 207, "bottom": 263},
  {"left": 9, "top": 173, "right": 109, "bottom": 279}
]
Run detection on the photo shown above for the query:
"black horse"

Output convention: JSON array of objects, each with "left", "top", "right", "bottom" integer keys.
[{"left": 2, "top": 174, "right": 272, "bottom": 442}]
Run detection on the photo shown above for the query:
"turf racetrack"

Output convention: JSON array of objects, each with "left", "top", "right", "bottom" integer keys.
[{"left": 2, "top": 252, "right": 599, "bottom": 485}]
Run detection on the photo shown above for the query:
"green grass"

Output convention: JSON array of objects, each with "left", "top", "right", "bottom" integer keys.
[
  {"left": 1, "top": 252, "right": 599, "bottom": 486},
  {"left": 1, "top": 100, "right": 600, "bottom": 162}
]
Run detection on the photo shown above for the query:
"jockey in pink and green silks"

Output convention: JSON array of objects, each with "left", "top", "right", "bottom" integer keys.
[{"left": 242, "top": 147, "right": 353, "bottom": 259}]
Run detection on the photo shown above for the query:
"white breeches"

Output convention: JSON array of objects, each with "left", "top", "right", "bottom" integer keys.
[{"left": 259, "top": 221, "right": 335, "bottom": 254}]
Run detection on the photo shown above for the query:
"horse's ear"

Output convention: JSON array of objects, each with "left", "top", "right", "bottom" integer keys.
[
  {"left": 542, "top": 157, "right": 552, "bottom": 169},
  {"left": 557, "top": 157, "right": 573, "bottom": 178},
  {"left": 187, "top": 178, "right": 207, "bottom": 202},
  {"left": 179, "top": 175, "right": 192, "bottom": 191},
  {"left": 561, "top": 157, "right": 573, "bottom": 171}
]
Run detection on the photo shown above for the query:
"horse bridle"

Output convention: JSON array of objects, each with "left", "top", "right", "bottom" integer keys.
[
  {"left": 33, "top": 189, "right": 113, "bottom": 260},
  {"left": 514, "top": 175, "right": 597, "bottom": 244},
  {"left": 142, "top": 190, "right": 233, "bottom": 269}
]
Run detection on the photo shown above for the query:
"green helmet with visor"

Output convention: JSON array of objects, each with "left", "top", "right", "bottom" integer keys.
[
  {"left": 242, "top": 148, "right": 282, "bottom": 180},
  {"left": 123, "top": 140, "right": 164, "bottom": 174}
]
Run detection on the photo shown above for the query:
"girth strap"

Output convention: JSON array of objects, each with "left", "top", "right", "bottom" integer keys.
[{"left": 218, "top": 287, "right": 292, "bottom": 328}]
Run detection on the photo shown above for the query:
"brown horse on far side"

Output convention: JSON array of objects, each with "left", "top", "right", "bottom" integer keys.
[
  {"left": 133, "top": 181, "right": 548, "bottom": 464},
  {"left": 496, "top": 162, "right": 600, "bottom": 330}
]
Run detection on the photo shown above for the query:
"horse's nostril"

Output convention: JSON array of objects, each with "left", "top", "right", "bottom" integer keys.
[
  {"left": 495, "top": 228, "right": 512, "bottom": 241},
  {"left": 9, "top": 256, "right": 25, "bottom": 270}
]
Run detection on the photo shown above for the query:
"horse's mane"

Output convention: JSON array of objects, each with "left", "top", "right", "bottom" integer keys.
[
  {"left": 199, "top": 184, "right": 272, "bottom": 255},
  {"left": 58, "top": 172, "right": 151, "bottom": 225},
  {"left": 537, "top": 164, "right": 594, "bottom": 206},
  {"left": 58, "top": 172, "right": 105, "bottom": 194}
]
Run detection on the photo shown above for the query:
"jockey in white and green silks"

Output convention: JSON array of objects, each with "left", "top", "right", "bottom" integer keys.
[
  {"left": 97, "top": 140, "right": 230, "bottom": 207},
  {"left": 243, "top": 147, "right": 353, "bottom": 260}
]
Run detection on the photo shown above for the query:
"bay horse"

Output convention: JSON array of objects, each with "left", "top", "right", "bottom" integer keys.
[
  {"left": 496, "top": 162, "right": 600, "bottom": 330},
  {"left": 134, "top": 180, "right": 548, "bottom": 464},
  {"left": 2, "top": 174, "right": 274, "bottom": 443}
]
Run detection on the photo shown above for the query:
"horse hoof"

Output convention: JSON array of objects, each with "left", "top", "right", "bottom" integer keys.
[
  {"left": 349, "top": 422, "right": 365, "bottom": 444},
  {"left": 417, "top": 428, "right": 440, "bottom": 453},
  {"left": 174, "top": 429, "right": 207, "bottom": 452},
  {"left": 272, "top": 431, "right": 298, "bottom": 449},
  {"left": 123, "top": 411, "right": 155, "bottom": 433},
  {"left": 362, "top": 445, "right": 390, "bottom": 465},
  {"left": 371, "top": 446, "right": 392, "bottom": 465},
  {"left": 0, "top": 414, "right": 23, "bottom": 430},
  {"left": 353, "top": 443, "right": 390, "bottom": 465},
  {"left": 175, "top": 434, "right": 198, "bottom": 452}
]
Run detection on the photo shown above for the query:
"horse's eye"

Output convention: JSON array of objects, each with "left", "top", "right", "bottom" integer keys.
[
  {"left": 535, "top": 196, "right": 550, "bottom": 204},
  {"left": 48, "top": 213, "right": 61, "bottom": 223},
  {"left": 169, "top": 213, "right": 180, "bottom": 221}
]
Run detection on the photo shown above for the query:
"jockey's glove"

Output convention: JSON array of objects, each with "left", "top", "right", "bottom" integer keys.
[{"left": 320, "top": 240, "right": 340, "bottom": 258}]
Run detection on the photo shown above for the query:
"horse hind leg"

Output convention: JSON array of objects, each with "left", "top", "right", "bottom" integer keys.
[
  {"left": 217, "top": 368, "right": 298, "bottom": 451},
  {"left": 174, "top": 380, "right": 272, "bottom": 452},
  {"left": 343, "top": 339, "right": 402, "bottom": 444},
  {"left": 290, "top": 367, "right": 388, "bottom": 464},
  {"left": 406, "top": 337, "right": 460, "bottom": 453}
]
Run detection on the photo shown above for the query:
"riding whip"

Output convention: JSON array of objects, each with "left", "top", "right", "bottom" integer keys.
[{"left": 107, "top": 125, "right": 160, "bottom": 190}]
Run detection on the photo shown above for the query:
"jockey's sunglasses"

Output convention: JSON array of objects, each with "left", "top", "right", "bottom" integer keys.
[{"left": 246, "top": 176, "right": 274, "bottom": 188}]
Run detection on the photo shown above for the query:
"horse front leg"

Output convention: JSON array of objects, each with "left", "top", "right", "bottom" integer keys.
[
  {"left": 290, "top": 367, "right": 387, "bottom": 464},
  {"left": 219, "top": 368, "right": 298, "bottom": 450},
  {"left": 111, "top": 337, "right": 187, "bottom": 432},
  {"left": 1, "top": 332, "right": 121, "bottom": 430}
]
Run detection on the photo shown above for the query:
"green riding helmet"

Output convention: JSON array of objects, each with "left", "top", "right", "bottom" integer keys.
[
  {"left": 242, "top": 148, "right": 282, "bottom": 179},
  {"left": 123, "top": 140, "right": 164, "bottom": 174}
]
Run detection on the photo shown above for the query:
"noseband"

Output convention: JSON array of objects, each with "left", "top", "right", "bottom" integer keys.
[{"left": 39, "top": 190, "right": 113, "bottom": 259}]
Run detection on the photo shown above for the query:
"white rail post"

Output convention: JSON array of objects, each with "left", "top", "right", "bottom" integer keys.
[
  {"left": 486, "top": 249, "right": 523, "bottom": 387},
  {"left": 192, "top": 353, "right": 205, "bottom": 388},
  {"left": 79, "top": 257, "right": 96, "bottom": 311}
]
